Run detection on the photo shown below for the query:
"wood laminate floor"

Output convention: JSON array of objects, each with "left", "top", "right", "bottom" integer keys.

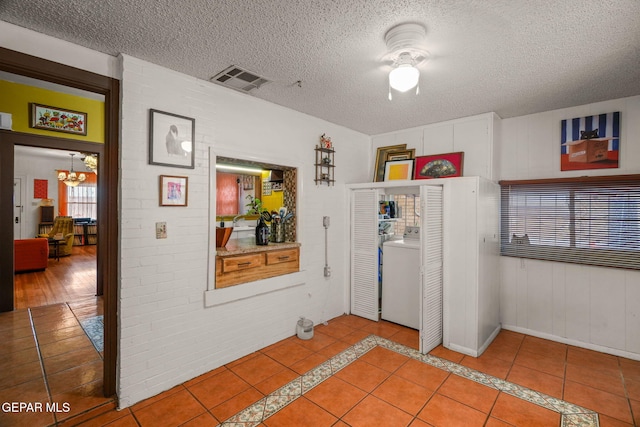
[{"left": 14, "top": 245, "right": 97, "bottom": 310}]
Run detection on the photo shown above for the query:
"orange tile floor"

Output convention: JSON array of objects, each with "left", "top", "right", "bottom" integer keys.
[
  {"left": 1, "top": 310, "right": 639, "bottom": 426},
  {"left": 0, "top": 299, "right": 112, "bottom": 427}
]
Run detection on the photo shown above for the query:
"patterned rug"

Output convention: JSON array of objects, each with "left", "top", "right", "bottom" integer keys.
[{"left": 80, "top": 315, "right": 104, "bottom": 352}]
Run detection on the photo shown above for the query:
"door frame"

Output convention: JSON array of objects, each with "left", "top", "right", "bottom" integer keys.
[{"left": 0, "top": 47, "right": 119, "bottom": 398}]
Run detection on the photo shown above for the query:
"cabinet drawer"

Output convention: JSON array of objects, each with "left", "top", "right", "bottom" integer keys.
[
  {"left": 266, "top": 249, "right": 299, "bottom": 265},
  {"left": 222, "top": 253, "right": 263, "bottom": 272}
]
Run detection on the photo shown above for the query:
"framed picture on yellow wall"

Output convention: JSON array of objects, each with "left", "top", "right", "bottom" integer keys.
[{"left": 29, "top": 103, "right": 87, "bottom": 135}]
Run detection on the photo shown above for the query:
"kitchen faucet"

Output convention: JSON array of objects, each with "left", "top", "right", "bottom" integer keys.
[{"left": 232, "top": 214, "right": 244, "bottom": 225}]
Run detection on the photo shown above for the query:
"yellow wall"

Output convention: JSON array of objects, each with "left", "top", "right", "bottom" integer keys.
[
  {"left": 0, "top": 80, "right": 105, "bottom": 143},
  {"left": 261, "top": 171, "right": 284, "bottom": 213}
]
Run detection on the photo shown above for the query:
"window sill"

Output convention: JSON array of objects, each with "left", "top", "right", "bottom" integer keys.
[{"left": 204, "top": 270, "right": 307, "bottom": 307}]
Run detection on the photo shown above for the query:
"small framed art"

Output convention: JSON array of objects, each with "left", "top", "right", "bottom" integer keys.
[
  {"left": 374, "top": 144, "right": 407, "bottom": 182},
  {"left": 386, "top": 148, "right": 415, "bottom": 162},
  {"left": 383, "top": 159, "right": 414, "bottom": 181},
  {"left": 149, "top": 109, "right": 195, "bottom": 169},
  {"left": 30, "top": 103, "right": 87, "bottom": 135},
  {"left": 413, "top": 152, "right": 464, "bottom": 179},
  {"left": 159, "top": 175, "right": 188, "bottom": 206}
]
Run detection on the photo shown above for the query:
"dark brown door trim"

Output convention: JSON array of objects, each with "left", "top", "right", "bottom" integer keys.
[{"left": 0, "top": 46, "right": 119, "bottom": 398}]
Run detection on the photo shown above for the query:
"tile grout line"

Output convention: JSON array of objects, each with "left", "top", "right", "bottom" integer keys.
[
  {"left": 27, "top": 307, "right": 57, "bottom": 426},
  {"left": 219, "top": 335, "right": 601, "bottom": 427}
]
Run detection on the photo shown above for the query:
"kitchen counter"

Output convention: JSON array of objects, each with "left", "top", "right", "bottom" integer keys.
[{"left": 216, "top": 238, "right": 301, "bottom": 257}]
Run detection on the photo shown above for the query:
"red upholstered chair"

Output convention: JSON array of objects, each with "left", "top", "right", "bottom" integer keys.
[{"left": 14, "top": 238, "right": 48, "bottom": 273}]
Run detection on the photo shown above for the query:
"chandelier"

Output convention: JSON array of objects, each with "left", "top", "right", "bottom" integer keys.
[
  {"left": 82, "top": 153, "right": 98, "bottom": 175},
  {"left": 58, "top": 153, "right": 86, "bottom": 187}
]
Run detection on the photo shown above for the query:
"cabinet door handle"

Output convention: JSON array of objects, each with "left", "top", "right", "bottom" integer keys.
[
  {"left": 237, "top": 262, "right": 252, "bottom": 267},
  {"left": 278, "top": 256, "right": 290, "bottom": 260}
]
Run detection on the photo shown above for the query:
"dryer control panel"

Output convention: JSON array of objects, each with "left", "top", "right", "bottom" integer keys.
[{"left": 403, "top": 226, "right": 420, "bottom": 241}]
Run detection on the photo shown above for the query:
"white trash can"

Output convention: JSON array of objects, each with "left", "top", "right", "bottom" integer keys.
[{"left": 296, "top": 317, "right": 314, "bottom": 340}]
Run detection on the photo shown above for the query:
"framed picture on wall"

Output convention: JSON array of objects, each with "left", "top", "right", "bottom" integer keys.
[
  {"left": 383, "top": 159, "right": 414, "bottom": 181},
  {"left": 149, "top": 109, "right": 195, "bottom": 169},
  {"left": 413, "top": 152, "right": 464, "bottom": 179},
  {"left": 373, "top": 144, "right": 407, "bottom": 182},
  {"left": 385, "top": 148, "right": 415, "bottom": 162},
  {"left": 159, "top": 175, "right": 188, "bottom": 206},
  {"left": 29, "top": 103, "right": 87, "bottom": 135},
  {"left": 560, "top": 112, "right": 620, "bottom": 171}
]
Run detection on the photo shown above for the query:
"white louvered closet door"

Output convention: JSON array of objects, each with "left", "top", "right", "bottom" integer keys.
[
  {"left": 421, "top": 185, "right": 443, "bottom": 353},
  {"left": 350, "top": 189, "right": 379, "bottom": 321}
]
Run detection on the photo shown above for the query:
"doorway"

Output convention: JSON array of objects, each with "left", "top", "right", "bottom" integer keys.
[
  {"left": 0, "top": 47, "right": 119, "bottom": 398},
  {"left": 14, "top": 145, "right": 99, "bottom": 308}
]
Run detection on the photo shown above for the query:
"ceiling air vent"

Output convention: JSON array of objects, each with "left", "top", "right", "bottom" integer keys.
[{"left": 210, "top": 65, "right": 270, "bottom": 93}]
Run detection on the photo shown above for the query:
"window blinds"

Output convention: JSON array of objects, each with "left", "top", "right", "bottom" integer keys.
[{"left": 500, "top": 175, "right": 640, "bottom": 270}]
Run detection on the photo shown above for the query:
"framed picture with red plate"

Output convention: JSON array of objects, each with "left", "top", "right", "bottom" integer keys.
[{"left": 413, "top": 152, "right": 464, "bottom": 179}]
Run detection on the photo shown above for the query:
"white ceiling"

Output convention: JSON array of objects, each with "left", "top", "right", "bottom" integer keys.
[{"left": 1, "top": 0, "right": 639, "bottom": 135}]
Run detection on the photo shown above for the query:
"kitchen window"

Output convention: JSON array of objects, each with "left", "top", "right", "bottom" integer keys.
[{"left": 500, "top": 175, "right": 640, "bottom": 270}]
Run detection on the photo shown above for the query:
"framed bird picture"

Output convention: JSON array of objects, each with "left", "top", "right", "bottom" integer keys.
[{"left": 149, "top": 109, "right": 195, "bottom": 169}]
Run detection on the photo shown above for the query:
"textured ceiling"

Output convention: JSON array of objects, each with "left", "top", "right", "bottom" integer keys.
[{"left": 1, "top": 0, "right": 639, "bottom": 135}]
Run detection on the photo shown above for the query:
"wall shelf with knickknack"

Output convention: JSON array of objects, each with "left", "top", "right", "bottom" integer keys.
[{"left": 314, "top": 146, "right": 335, "bottom": 186}]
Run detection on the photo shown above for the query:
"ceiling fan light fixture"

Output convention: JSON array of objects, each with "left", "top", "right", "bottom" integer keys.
[
  {"left": 384, "top": 23, "right": 428, "bottom": 99},
  {"left": 389, "top": 63, "right": 420, "bottom": 92}
]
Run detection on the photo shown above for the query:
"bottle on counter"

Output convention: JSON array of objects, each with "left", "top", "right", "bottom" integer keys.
[{"left": 256, "top": 217, "right": 269, "bottom": 245}]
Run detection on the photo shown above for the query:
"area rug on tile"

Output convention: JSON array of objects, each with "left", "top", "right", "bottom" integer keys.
[{"left": 80, "top": 315, "right": 103, "bottom": 352}]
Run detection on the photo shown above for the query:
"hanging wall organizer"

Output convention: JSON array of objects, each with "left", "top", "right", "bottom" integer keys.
[{"left": 314, "top": 134, "right": 335, "bottom": 186}]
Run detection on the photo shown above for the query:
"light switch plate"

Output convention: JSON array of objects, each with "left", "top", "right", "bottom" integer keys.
[{"left": 156, "top": 222, "right": 167, "bottom": 239}]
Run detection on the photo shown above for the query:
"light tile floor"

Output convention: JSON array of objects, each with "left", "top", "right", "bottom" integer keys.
[{"left": 2, "top": 310, "right": 639, "bottom": 426}]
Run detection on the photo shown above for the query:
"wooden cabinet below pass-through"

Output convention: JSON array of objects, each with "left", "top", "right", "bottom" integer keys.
[{"left": 215, "top": 245, "right": 300, "bottom": 289}]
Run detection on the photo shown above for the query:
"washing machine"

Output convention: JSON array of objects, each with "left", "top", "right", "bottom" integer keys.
[{"left": 381, "top": 226, "right": 420, "bottom": 329}]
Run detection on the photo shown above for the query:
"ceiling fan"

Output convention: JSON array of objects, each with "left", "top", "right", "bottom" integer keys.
[{"left": 383, "top": 23, "right": 430, "bottom": 100}]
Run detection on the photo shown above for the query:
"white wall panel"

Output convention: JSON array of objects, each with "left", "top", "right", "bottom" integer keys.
[
  {"left": 515, "top": 260, "right": 529, "bottom": 328},
  {"left": 626, "top": 271, "right": 640, "bottom": 354},
  {"left": 589, "top": 269, "right": 626, "bottom": 350},
  {"left": 454, "top": 118, "right": 490, "bottom": 178},
  {"left": 551, "top": 263, "right": 566, "bottom": 337},
  {"left": 526, "top": 260, "right": 553, "bottom": 335},
  {"left": 563, "top": 264, "right": 591, "bottom": 343},
  {"left": 423, "top": 124, "right": 454, "bottom": 155},
  {"left": 499, "top": 258, "right": 517, "bottom": 326},
  {"left": 524, "top": 112, "right": 555, "bottom": 178}
]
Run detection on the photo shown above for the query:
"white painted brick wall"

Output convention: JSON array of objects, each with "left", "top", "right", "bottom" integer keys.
[{"left": 118, "top": 54, "right": 370, "bottom": 407}]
